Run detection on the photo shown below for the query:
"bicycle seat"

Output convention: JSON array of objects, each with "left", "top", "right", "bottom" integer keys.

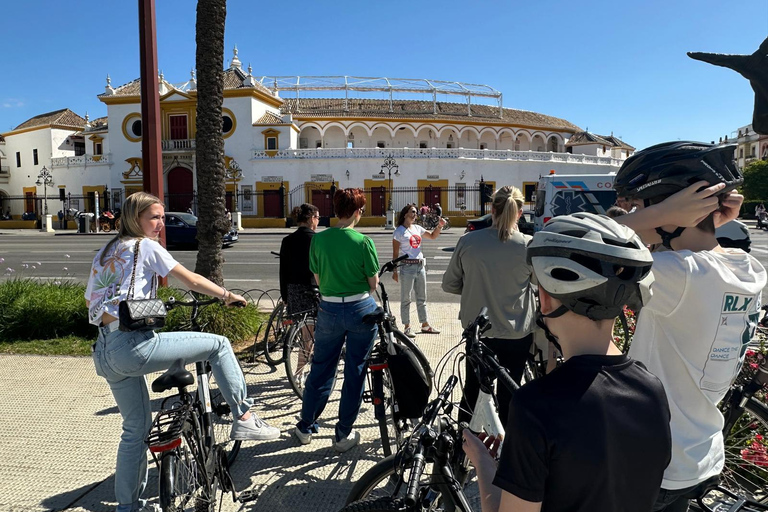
[
  {"left": 152, "top": 359, "right": 194, "bottom": 393},
  {"left": 363, "top": 307, "right": 388, "bottom": 325}
]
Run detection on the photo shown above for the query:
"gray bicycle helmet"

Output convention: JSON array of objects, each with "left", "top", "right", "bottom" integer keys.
[
  {"left": 613, "top": 141, "right": 742, "bottom": 201},
  {"left": 527, "top": 212, "right": 654, "bottom": 320}
]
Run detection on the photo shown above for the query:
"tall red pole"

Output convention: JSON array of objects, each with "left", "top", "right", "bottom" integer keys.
[
  {"left": 138, "top": 0, "right": 164, "bottom": 203},
  {"left": 138, "top": 0, "right": 167, "bottom": 284}
]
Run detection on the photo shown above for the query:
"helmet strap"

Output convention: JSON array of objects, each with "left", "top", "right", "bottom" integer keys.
[
  {"left": 535, "top": 307, "right": 566, "bottom": 357},
  {"left": 654, "top": 226, "right": 686, "bottom": 250},
  {"left": 618, "top": 309, "right": 631, "bottom": 353}
]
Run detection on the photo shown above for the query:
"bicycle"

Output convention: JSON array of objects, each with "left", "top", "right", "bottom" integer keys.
[
  {"left": 360, "top": 254, "right": 434, "bottom": 457},
  {"left": 258, "top": 251, "right": 290, "bottom": 365},
  {"left": 283, "top": 286, "right": 322, "bottom": 398},
  {"left": 145, "top": 295, "right": 257, "bottom": 512},
  {"left": 342, "top": 308, "right": 517, "bottom": 511}
]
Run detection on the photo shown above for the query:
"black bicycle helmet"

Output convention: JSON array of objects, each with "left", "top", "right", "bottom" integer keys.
[
  {"left": 527, "top": 212, "right": 654, "bottom": 320},
  {"left": 613, "top": 141, "right": 742, "bottom": 201}
]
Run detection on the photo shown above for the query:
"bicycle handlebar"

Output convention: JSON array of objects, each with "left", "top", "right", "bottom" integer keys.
[
  {"left": 379, "top": 254, "right": 408, "bottom": 277},
  {"left": 464, "top": 308, "right": 519, "bottom": 394}
]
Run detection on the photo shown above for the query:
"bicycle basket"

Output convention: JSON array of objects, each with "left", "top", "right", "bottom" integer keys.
[
  {"left": 146, "top": 406, "right": 190, "bottom": 453},
  {"left": 388, "top": 342, "right": 432, "bottom": 419}
]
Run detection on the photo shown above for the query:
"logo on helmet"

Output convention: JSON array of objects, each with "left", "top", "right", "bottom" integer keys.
[{"left": 634, "top": 179, "right": 663, "bottom": 193}]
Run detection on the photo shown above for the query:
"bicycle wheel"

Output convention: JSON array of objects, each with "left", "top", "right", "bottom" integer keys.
[
  {"left": 208, "top": 369, "right": 243, "bottom": 465},
  {"left": 377, "top": 368, "right": 408, "bottom": 457},
  {"left": 284, "top": 318, "right": 317, "bottom": 399},
  {"left": 260, "top": 300, "right": 288, "bottom": 365},
  {"left": 345, "top": 454, "right": 481, "bottom": 509},
  {"left": 721, "top": 397, "right": 768, "bottom": 503},
  {"left": 159, "top": 420, "right": 210, "bottom": 512},
  {"left": 340, "top": 497, "right": 411, "bottom": 512}
]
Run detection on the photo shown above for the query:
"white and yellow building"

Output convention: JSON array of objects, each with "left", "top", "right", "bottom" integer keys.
[{"left": 0, "top": 47, "right": 634, "bottom": 225}]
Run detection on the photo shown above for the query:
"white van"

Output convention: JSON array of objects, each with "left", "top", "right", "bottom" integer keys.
[
  {"left": 532, "top": 171, "right": 751, "bottom": 252},
  {"left": 533, "top": 172, "right": 617, "bottom": 231}
]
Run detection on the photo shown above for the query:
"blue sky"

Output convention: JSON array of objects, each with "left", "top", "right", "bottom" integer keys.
[{"left": 1, "top": 0, "right": 766, "bottom": 150}]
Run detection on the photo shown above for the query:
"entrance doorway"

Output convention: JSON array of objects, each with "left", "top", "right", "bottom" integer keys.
[
  {"left": 424, "top": 186, "right": 441, "bottom": 208},
  {"left": 311, "top": 189, "right": 333, "bottom": 217},
  {"left": 370, "top": 187, "right": 386, "bottom": 216},
  {"left": 263, "top": 190, "right": 282, "bottom": 217},
  {"left": 167, "top": 167, "right": 194, "bottom": 212}
]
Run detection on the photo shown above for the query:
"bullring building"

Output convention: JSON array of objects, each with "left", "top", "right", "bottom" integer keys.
[{"left": 0, "top": 47, "right": 633, "bottom": 226}]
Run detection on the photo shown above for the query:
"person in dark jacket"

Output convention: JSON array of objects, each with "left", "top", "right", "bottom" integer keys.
[{"left": 279, "top": 203, "right": 320, "bottom": 316}]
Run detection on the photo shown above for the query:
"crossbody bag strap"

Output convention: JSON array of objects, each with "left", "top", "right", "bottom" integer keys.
[{"left": 126, "top": 239, "right": 141, "bottom": 300}]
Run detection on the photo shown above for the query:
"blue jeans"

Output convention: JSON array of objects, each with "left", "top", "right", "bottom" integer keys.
[
  {"left": 91, "top": 326, "right": 250, "bottom": 512},
  {"left": 297, "top": 296, "right": 378, "bottom": 441},
  {"left": 399, "top": 261, "right": 428, "bottom": 326}
]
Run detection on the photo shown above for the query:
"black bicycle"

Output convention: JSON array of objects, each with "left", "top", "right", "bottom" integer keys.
[
  {"left": 342, "top": 308, "right": 517, "bottom": 512},
  {"left": 362, "top": 254, "right": 434, "bottom": 457},
  {"left": 146, "top": 296, "right": 256, "bottom": 512}
]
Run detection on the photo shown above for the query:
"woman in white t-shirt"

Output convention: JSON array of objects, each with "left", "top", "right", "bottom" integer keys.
[
  {"left": 393, "top": 203, "right": 445, "bottom": 337},
  {"left": 86, "top": 192, "right": 279, "bottom": 512}
]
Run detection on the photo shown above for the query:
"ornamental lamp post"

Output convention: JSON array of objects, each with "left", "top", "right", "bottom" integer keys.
[
  {"left": 225, "top": 159, "right": 243, "bottom": 230},
  {"left": 379, "top": 154, "right": 400, "bottom": 211},
  {"left": 35, "top": 166, "right": 54, "bottom": 232}
]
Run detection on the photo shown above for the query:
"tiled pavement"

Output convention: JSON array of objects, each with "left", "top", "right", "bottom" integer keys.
[{"left": 0, "top": 302, "right": 464, "bottom": 512}]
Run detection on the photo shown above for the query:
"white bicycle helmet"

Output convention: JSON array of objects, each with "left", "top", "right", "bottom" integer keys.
[{"left": 527, "top": 212, "right": 654, "bottom": 320}]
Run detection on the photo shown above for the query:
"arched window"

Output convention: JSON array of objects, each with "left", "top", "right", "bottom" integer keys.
[{"left": 548, "top": 137, "right": 558, "bottom": 152}]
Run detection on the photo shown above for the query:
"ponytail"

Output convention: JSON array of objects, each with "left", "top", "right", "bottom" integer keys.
[{"left": 491, "top": 186, "right": 524, "bottom": 242}]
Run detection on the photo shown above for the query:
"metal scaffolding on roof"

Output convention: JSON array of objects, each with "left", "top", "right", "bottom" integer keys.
[{"left": 255, "top": 76, "right": 504, "bottom": 118}]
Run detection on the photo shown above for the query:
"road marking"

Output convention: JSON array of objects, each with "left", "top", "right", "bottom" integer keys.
[
  {"left": 427, "top": 270, "right": 445, "bottom": 275},
  {"left": 750, "top": 246, "right": 768, "bottom": 254},
  {"left": 227, "top": 279, "right": 263, "bottom": 282},
  {"left": 22, "top": 260, "right": 91, "bottom": 264}
]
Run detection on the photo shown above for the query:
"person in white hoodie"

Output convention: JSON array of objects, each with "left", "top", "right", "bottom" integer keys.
[{"left": 614, "top": 141, "right": 767, "bottom": 511}]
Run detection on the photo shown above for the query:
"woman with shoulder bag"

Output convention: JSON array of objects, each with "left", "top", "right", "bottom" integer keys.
[
  {"left": 441, "top": 186, "right": 537, "bottom": 424},
  {"left": 86, "top": 192, "right": 279, "bottom": 512}
]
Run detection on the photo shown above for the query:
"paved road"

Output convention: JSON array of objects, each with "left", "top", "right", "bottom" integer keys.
[
  {"left": 0, "top": 227, "right": 466, "bottom": 306},
  {"left": 2, "top": 222, "right": 767, "bottom": 298}
]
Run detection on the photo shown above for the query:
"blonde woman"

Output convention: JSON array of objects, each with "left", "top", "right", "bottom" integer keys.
[
  {"left": 86, "top": 192, "right": 279, "bottom": 512},
  {"left": 442, "top": 186, "right": 536, "bottom": 424}
]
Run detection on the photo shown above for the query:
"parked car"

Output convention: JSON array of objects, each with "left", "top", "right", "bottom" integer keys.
[
  {"left": 164, "top": 212, "right": 239, "bottom": 247},
  {"left": 464, "top": 211, "right": 534, "bottom": 235},
  {"left": 715, "top": 219, "right": 751, "bottom": 252}
]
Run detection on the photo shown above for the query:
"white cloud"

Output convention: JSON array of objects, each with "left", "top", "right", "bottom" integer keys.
[{"left": 2, "top": 99, "right": 25, "bottom": 108}]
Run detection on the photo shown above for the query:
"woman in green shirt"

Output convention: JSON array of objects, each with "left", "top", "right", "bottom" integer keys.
[{"left": 294, "top": 188, "right": 380, "bottom": 452}]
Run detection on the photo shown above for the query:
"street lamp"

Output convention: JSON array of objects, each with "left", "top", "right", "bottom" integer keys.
[
  {"left": 35, "top": 166, "right": 54, "bottom": 216},
  {"left": 379, "top": 154, "right": 400, "bottom": 211},
  {"left": 225, "top": 159, "right": 243, "bottom": 212}
]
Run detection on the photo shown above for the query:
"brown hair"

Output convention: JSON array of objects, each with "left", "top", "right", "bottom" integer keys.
[
  {"left": 292, "top": 203, "right": 319, "bottom": 224},
  {"left": 396, "top": 203, "right": 418, "bottom": 227},
  {"left": 333, "top": 188, "right": 366, "bottom": 218},
  {"left": 100, "top": 191, "right": 163, "bottom": 265},
  {"left": 491, "top": 186, "right": 524, "bottom": 242}
]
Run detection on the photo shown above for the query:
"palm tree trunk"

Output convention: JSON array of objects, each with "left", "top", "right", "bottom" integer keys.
[{"left": 194, "top": 0, "right": 227, "bottom": 284}]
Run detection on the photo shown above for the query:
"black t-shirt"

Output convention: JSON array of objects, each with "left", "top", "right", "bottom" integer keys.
[{"left": 493, "top": 354, "right": 671, "bottom": 512}]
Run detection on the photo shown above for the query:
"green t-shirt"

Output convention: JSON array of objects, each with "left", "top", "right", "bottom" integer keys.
[{"left": 309, "top": 227, "right": 380, "bottom": 297}]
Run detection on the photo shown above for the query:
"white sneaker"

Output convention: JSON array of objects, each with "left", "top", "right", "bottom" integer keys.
[
  {"left": 293, "top": 426, "right": 312, "bottom": 445},
  {"left": 333, "top": 430, "right": 361, "bottom": 452},
  {"left": 230, "top": 414, "right": 280, "bottom": 441},
  {"left": 403, "top": 327, "right": 416, "bottom": 339}
]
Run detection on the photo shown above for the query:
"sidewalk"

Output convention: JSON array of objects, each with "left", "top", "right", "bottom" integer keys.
[{"left": 0, "top": 303, "right": 464, "bottom": 512}]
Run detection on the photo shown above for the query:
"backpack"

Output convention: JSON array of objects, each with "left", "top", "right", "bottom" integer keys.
[{"left": 387, "top": 342, "right": 432, "bottom": 419}]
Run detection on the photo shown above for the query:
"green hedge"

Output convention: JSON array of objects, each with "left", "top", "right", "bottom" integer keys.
[{"left": 0, "top": 279, "right": 263, "bottom": 344}]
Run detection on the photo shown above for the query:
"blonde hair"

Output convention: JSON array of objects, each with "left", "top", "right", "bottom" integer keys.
[
  {"left": 491, "top": 186, "right": 524, "bottom": 242},
  {"left": 100, "top": 191, "right": 163, "bottom": 265}
]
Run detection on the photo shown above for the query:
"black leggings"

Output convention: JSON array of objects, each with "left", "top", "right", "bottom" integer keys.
[{"left": 458, "top": 334, "right": 533, "bottom": 425}]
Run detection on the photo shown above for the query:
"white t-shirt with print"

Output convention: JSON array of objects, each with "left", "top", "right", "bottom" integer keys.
[
  {"left": 629, "top": 249, "right": 766, "bottom": 490},
  {"left": 393, "top": 224, "right": 427, "bottom": 260},
  {"left": 85, "top": 238, "right": 179, "bottom": 326}
]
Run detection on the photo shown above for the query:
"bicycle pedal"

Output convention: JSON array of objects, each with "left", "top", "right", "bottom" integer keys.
[{"left": 237, "top": 490, "right": 259, "bottom": 503}]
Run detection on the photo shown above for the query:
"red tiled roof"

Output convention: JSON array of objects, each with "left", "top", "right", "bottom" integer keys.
[
  {"left": 14, "top": 108, "right": 87, "bottom": 131},
  {"left": 279, "top": 98, "right": 581, "bottom": 132},
  {"left": 254, "top": 111, "right": 289, "bottom": 125}
]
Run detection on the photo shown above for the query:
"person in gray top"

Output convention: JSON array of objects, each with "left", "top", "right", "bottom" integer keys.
[{"left": 442, "top": 185, "right": 536, "bottom": 424}]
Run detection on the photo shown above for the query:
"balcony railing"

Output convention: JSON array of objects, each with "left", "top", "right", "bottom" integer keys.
[
  {"left": 50, "top": 154, "right": 112, "bottom": 168},
  {"left": 251, "top": 147, "right": 623, "bottom": 166},
  {"left": 162, "top": 139, "right": 196, "bottom": 151},
  {"left": 0, "top": 165, "right": 9, "bottom": 174}
]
